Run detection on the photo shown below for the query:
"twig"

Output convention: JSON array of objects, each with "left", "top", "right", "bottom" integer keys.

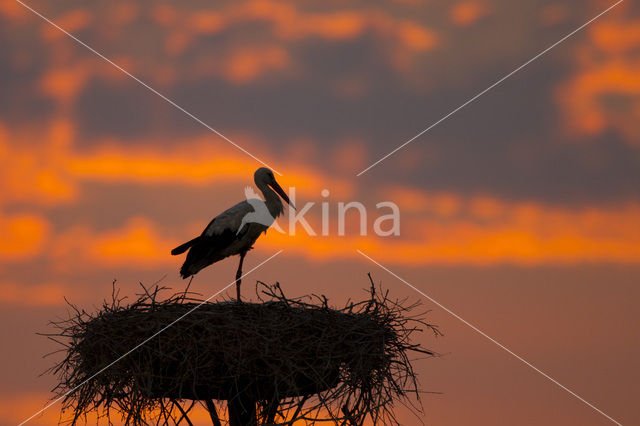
[{"left": 171, "top": 399, "right": 194, "bottom": 426}]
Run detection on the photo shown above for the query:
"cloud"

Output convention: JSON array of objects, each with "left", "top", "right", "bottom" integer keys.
[
  {"left": 0, "top": 113, "right": 638, "bottom": 269},
  {"left": 66, "top": 142, "right": 252, "bottom": 185},
  {"left": 0, "top": 121, "right": 78, "bottom": 206},
  {"left": 39, "top": 64, "right": 91, "bottom": 107},
  {"left": 51, "top": 217, "right": 175, "bottom": 269},
  {"left": 3, "top": 1, "right": 640, "bottom": 273},
  {"left": 232, "top": 0, "right": 437, "bottom": 51},
  {"left": 65, "top": 139, "right": 355, "bottom": 198},
  {"left": 264, "top": 185, "right": 640, "bottom": 265},
  {"left": 450, "top": 1, "right": 489, "bottom": 27},
  {"left": 42, "top": 194, "right": 640, "bottom": 269},
  {"left": 0, "top": 0, "right": 29, "bottom": 20},
  {"left": 1, "top": 123, "right": 637, "bottom": 269},
  {"left": 89, "top": 216, "right": 176, "bottom": 267},
  {"left": 263, "top": 199, "right": 640, "bottom": 265},
  {"left": 40, "top": 0, "right": 435, "bottom": 88},
  {"left": 223, "top": 45, "right": 290, "bottom": 84},
  {"left": 556, "top": 14, "right": 640, "bottom": 144},
  {"left": 0, "top": 212, "right": 50, "bottom": 261},
  {"left": 40, "top": 9, "right": 92, "bottom": 42},
  {"left": 148, "top": 1, "right": 438, "bottom": 55},
  {"left": 0, "top": 281, "right": 76, "bottom": 307}
]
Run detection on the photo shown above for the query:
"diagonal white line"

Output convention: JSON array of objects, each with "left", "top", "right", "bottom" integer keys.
[
  {"left": 19, "top": 250, "right": 284, "bottom": 425},
  {"left": 356, "top": 249, "right": 623, "bottom": 426},
  {"left": 356, "top": 0, "right": 624, "bottom": 176},
  {"left": 15, "top": 0, "right": 282, "bottom": 176}
]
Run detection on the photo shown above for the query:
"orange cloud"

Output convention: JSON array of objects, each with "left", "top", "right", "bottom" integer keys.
[
  {"left": 398, "top": 21, "right": 437, "bottom": 51},
  {"left": 224, "top": 45, "right": 290, "bottom": 84},
  {"left": 557, "top": 62, "right": 640, "bottom": 141},
  {"left": 556, "top": 14, "right": 640, "bottom": 143},
  {"left": 3, "top": 118, "right": 638, "bottom": 269},
  {"left": 150, "top": 1, "right": 438, "bottom": 56},
  {"left": 4, "top": 124, "right": 632, "bottom": 269},
  {"left": 1, "top": 119, "right": 354, "bottom": 210},
  {"left": 37, "top": 56, "right": 132, "bottom": 107},
  {"left": 242, "top": 1, "right": 438, "bottom": 51},
  {"left": 41, "top": 9, "right": 92, "bottom": 42},
  {"left": 20, "top": 1, "right": 439, "bottom": 94},
  {"left": 66, "top": 142, "right": 252, "bottom": 185},
  {"left": 40, "top": 64, "right": 91, "bottom": 107},
  {"left": 45, "top": 195, "right": 640, "bottom": 270},
  {"left": 262, "top": 200, "right": 640, "bottom": 266},
  {"left": 90, "top": 216, "right": 176, "bottom": 267},
  {"left": 260, "top": 186, "right": 640, "bottom": 265},
  {"left": 189, "top": 11, "right": 226, "bottom": 34},
  {"left": 0, "top": 0, "right": 29, "bottom": 20},
  {"left": 300, "top": 11, "right": 367, "bottom": 40},
  {"left": 450, "top": 1, "right": 488, "bottom": 27},
  {"left": 0, "top": 121, "right": 78, "bottom": 205},
  {"left": 591, "top": 18, "right": 640, "bottom": 54},
  {"left": 65, "top": 140, "right": 355, "bottom": 198},
  {"left": 0, "top": 281, "right": 78, "bottom": 306},
  {"left": 51, "top": 218, "right": 175, "bottom": 269},
  {"left": 0, "top": 212, "right": 50, "bottom": 261}
]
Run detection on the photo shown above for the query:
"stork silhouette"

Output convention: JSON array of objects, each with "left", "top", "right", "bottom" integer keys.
[{"left": 171, "top": 168, "right": 293, "bottom": 301}]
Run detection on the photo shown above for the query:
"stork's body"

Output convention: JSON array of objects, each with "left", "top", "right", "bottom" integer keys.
[{"left": 171, "top": 168, "right": 292, "bottom": 300}]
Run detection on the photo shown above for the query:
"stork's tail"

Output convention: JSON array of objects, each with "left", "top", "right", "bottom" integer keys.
[
  {"left": 179, "top": 251, "right": 217, "bottom": 279},
  {"left": 171, "top": 236, "right": 200, "bottom": 255},
  {"left": 174, "top": 232, "right": 234, "bottom": 279},
  {"left": 179, "top": 263, "right": 194, "bottom": 279}
]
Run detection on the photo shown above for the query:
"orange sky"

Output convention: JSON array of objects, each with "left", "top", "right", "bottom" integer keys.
[{"left": 1, "top": 0, "right": 639, "bottom": 425}]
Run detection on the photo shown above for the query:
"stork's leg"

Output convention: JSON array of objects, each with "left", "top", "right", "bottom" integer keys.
[{"left": 235, "top": 251, "right": 247, "bottom": 302}]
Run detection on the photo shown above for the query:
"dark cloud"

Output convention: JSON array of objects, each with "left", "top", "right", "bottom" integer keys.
[
  {"left": 0, "top": 32, "right": 55, "bottom": 126},
  {"left": 6, "top": 0, "right": 640, "bottom": 206},
  {"left": 74, "top": 77, "right": 189, "bottom": 141}
]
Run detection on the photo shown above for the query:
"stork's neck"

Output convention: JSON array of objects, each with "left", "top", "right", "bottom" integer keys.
[{"left": 256, "top": 180, "right": 284, "bottom": 219}]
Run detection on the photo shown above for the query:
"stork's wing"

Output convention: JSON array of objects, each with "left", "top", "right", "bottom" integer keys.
[
  {"left": 201, "top": 200, "right": 254, "bottom": 237},
  {"left": 175, "top": 201, "right": 256, "bottom": 278},
  {"left": 171, "top": 201, "right": 251, "bottom": 255}
]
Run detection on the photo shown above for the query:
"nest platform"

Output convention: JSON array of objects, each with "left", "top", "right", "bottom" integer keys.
[{"left": 45, "top": 278, "right": 439, "bottom": 425}]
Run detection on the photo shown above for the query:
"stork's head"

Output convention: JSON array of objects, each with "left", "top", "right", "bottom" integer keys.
[{"left": 254, "top": 167, "right": 294, "bottom": 209}]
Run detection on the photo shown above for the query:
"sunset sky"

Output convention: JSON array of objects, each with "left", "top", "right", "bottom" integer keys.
[{"left": 1, "top": 0, "right": 639, "bottom": 424}]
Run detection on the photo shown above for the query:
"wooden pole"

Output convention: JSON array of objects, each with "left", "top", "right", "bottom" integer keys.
[
  {"left": 205, "top": 399, "right": 222, "bottom": 426},
  {"left": 228, "top": 392, "right": 257, "bottom": 426}
]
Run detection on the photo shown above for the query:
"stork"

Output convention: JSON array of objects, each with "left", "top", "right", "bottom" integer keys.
[{"left": 171, "top": 167, "right": 293, "bottom": 301}]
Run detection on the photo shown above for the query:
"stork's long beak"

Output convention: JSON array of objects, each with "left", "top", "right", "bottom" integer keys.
[{"left": 270, "top": 180, "right": 296, "bottom": 210}]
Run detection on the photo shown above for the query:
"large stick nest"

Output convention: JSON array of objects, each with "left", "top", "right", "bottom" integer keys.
[{"left": 44, "top": 277, "right": 440, "bottom": 425}]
